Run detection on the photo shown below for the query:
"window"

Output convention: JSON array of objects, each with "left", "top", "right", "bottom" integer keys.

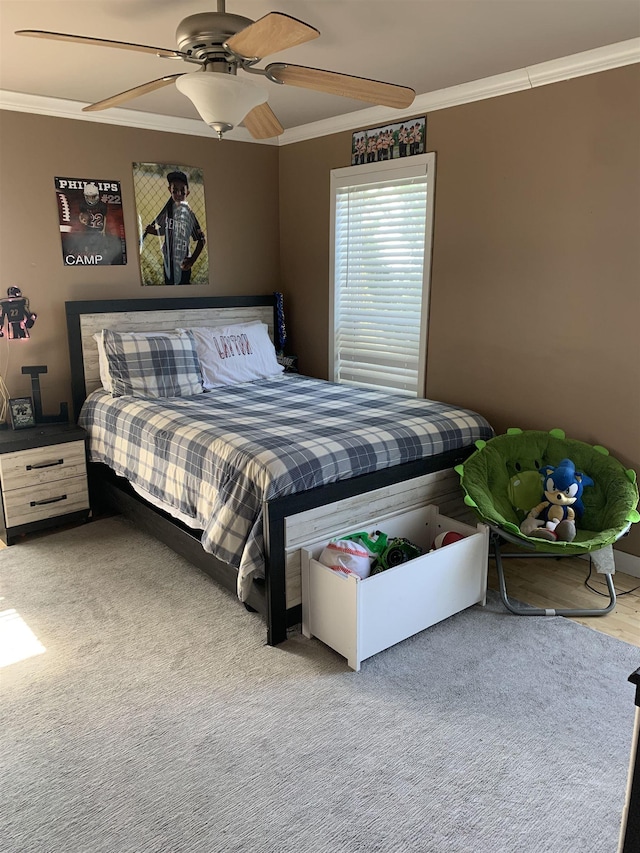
[{"left": 330, "top": 153, "right": 435, "bottom": 397}]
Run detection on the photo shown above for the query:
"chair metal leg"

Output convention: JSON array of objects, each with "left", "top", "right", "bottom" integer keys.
[{"left": 491, "top": 533, "right": 617, "bottom": 617}]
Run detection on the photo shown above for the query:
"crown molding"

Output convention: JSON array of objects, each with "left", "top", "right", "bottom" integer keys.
[
  {"left": 0, "top": 91, "right": 264, "bottom": 144},
  {"left": 527, "top": 36, "right": 640, "bottom": 86},
  {"left": 279, "top": 37, "right": 640, "bottom": 144},
  {"left": 1, "top": 37, "right": 638, "bottom": 146},
  {"left": 280, "top": 68, "right": 533, "bottom": 145}
]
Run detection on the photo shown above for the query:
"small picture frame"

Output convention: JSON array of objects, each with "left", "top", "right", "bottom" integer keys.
[
  {"left": 351, "top": 116, "right": 426, "bottom": 165},
  {"left": 8, "top": 396, "right": 36, "bottom": 430}
]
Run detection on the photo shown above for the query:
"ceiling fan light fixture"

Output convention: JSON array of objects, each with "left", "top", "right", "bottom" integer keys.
[{"left": 176, "top": 72, "right": 267, "bottom": 138}]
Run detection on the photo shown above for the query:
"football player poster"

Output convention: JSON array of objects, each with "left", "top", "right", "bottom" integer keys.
[
  {"left": 133, "top": 162, "right": 208, "bottom": 286},
  {"left": 55, "top": 177, "right": 127, "bottom": 266}
]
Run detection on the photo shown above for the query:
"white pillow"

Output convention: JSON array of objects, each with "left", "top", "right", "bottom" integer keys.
[
  {"left": 181, "top": 322, "right": 284, "bottom": 389},
  {"left": 94, "top": 331, "right": 114, "bottom": 392},
  {"left": 93, "top": 329, "right": 196, "bottom": 394}
]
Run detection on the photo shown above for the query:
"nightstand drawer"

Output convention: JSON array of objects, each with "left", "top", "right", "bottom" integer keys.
[
  {"left": 3, "top": 475, "right": 90, "bottom": 527},
  {"left": 0, "top": 440, "right": 86, "bottom": 493}
]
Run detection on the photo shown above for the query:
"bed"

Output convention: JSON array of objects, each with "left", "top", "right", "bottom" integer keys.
[{"left": 66, "top": 295, "right": 494, "bottom": 645}]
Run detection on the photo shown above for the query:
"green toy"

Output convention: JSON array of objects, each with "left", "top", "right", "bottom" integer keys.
[{"left": 343, "top": 530, "right": 422, "bottom": 574}]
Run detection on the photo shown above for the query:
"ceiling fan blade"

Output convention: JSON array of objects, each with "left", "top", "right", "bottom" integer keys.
[
  {"left": 225, "top": 12, "right": 319, "bottom": 60},
  {"left": 15, "top": 29, "right": 184, "bottom": 59},
  {"left": 82, "top": 75, "right": 184, "bottom": 112},
  {"left": 267, "top": 64, "right": 415, "bottom": 109},
  {"left": 243, "top": 102, "right": 284, "bottom": 139}
]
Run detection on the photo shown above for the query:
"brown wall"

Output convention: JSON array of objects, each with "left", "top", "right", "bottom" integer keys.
[
  {"left": 279, "top": 65, "right": 640, "bottom": 557},
  {"left": 0, "top": 111, "right": 280, "bottom": 418},
  {"left": 1, "top": 65, "right": 638, "bottom": 556}
]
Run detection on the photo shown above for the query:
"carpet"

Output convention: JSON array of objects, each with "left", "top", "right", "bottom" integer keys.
[{"left": 1, "top": 516, "right": 637, "bottom": 853}]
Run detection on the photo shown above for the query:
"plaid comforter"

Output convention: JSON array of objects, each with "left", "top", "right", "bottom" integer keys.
[{"left": 79, "top": 374, "right": 493, "bottom": 599}]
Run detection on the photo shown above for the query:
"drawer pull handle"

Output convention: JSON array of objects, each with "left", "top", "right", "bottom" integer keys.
[
  {"left": 26, "top": 459, "right": 64, "bottom": 470},
  {"left": 30, "top": 494, "right": 67, "bottom": 507}
]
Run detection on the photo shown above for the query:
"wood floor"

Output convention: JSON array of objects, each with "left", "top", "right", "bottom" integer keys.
[
  {"left": 3, "top": 519, "right": 639, "bottom": 647},
  {"left": 488, "top": 553, "right": 640, "bottom": 648}
]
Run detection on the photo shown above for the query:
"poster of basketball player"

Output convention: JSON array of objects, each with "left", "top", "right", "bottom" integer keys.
[
  {"left": 133, "top": 162, "right": 208, "bottom": 286},
  {"left": 55, "top": 177, "right": 127, "bottom": 266}
]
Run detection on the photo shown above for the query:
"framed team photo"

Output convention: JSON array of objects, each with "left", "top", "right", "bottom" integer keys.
[
  {"left": 133, "top": 162, "right": 209, "bottom": 286},
  {"left": 55, "top": 176, "right": 127, "bottom": 266},
  {"left": 8, "top": 397, "right": 36, "bottom": 430},
  {"left": 351, "top": 116, "right": 426, "bottom": 165}
]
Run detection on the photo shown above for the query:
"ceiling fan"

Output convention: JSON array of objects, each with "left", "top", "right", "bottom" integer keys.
[{"left": 16, "top": 0, "right": 416, "bottom": 140}]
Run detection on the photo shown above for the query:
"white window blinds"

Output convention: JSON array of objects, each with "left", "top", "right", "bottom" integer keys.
[{"left": 330, "top": 154, "right": 435, "bottom": 397}]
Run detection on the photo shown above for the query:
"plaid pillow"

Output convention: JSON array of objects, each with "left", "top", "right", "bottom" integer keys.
[{"left": 102, "top": 329, "right": 203, "bottom": 398}]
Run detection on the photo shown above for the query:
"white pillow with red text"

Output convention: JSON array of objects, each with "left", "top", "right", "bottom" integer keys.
[{"left": 179, "top": 322, "right": 284, "bottom": 389}]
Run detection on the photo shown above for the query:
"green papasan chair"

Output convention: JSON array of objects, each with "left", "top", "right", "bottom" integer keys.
[{"left": 455, "top": 428, "right": 640, "bottom": 617}]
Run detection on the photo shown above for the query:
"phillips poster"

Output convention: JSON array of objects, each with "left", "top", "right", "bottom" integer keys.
[{"left": 55, "top": 176, "right": 127, "bottom": 266}]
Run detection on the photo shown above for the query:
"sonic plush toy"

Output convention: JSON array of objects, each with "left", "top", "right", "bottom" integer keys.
[{"left": 520, "top": 458, "right": 594, "bottom": 542}]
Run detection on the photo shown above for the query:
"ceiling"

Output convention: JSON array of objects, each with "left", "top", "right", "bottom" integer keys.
[{"left": 1, "top": 0, "right": 639, "bottom": 137}]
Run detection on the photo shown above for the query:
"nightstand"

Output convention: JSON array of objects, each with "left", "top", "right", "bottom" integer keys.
[{"left": 0, "top": 423, "right": 91, "bottom": 545}]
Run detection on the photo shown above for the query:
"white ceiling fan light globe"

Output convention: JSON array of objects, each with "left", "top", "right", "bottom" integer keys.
[{"left": 176, "top": 72, "right": 268, "bottom": 138}]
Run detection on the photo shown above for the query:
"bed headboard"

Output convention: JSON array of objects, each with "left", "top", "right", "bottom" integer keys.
[{"left": 66, "top": 295, "right": 278, "bottom": 419}]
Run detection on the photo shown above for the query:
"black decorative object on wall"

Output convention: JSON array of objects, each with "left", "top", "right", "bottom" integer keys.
[
  {"left": 21, "top": 366, "right": 69, "bottom": 424},
  {"left": 0, "top": 287, "right": 37, "bottom": 340}
]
